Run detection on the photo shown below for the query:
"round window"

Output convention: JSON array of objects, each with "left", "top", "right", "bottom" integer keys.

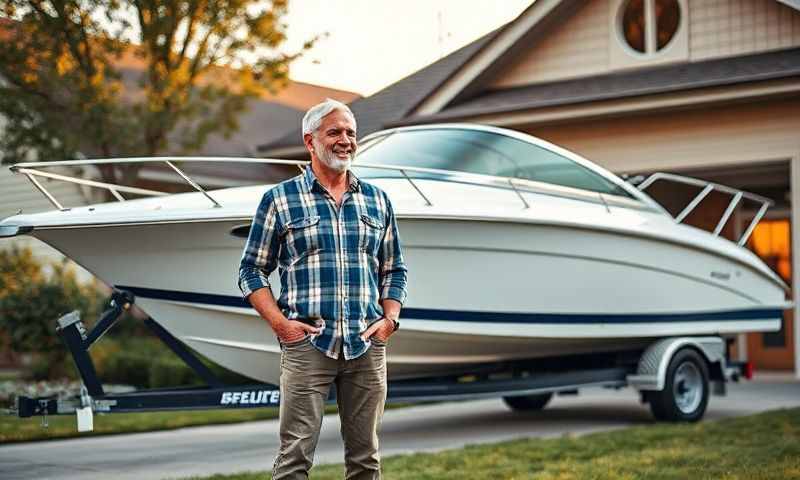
[{"left": 621, "top": 0, "right": 681, "bottom": 55}]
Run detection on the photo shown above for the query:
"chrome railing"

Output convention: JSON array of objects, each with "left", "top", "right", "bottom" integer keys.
[
  {"left": 635, "top": 172, "right": 774, "bottom": 246},
  {"left": 9, "top": 157, "right": 536, "bottom": 212}
]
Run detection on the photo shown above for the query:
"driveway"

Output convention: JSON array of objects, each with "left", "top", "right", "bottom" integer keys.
[{"left": 1, "top": 373, "right": 798, "bottom": 480}]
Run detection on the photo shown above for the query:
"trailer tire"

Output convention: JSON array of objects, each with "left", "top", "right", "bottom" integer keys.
[
  {"left": 649, "top": 348, "right": 709, "bottom": 422},
  {"left": 503, "top": 393, "right": 553, "bottom": 412}
]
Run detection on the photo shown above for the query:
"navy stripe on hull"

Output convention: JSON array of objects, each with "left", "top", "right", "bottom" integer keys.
[{"left": 116, "top": 285, "right": 783, "bottom": 325}]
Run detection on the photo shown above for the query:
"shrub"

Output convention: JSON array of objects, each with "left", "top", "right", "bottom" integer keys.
[
  {"left": 91, "top": 336, "right": 201, "bottom": 388},
  {"left": 148, "top": 356, "right": 199, "bottom": 388},
  {"left": 0, "top": 247, "right": 105, "bottom": 380}
]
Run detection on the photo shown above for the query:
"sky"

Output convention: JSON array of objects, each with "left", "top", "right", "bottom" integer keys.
[{"left": 281, "top": 0, "right": 532, "bottom": 96}]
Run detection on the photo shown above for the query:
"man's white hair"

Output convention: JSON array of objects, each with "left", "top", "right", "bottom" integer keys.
[{"left": 302, "top": 98, "right": 356, "bottom": 136}]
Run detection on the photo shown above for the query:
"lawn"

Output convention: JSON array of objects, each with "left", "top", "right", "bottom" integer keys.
[
  {"left": 182, "top": 407, "right": 800, "bottom": 480},
  {"left": 2, "top": 402, "right": 406, "bottom": 444},
  {"left": 1, "top": 407, "right": 283, "bottom": 444}
]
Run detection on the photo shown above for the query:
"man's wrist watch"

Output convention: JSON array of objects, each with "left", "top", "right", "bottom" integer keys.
[{"left": 387, "top": 316, "right": 400, "bottom": 331}]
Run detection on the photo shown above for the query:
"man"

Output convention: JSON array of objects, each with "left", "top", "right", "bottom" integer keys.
[{"left": 238, "top": 98, "right": 408, "bottom": 480}]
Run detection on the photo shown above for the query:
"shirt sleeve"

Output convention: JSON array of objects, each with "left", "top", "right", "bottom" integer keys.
[
  {"left": 238, "top": 189, "right": 281, "bottom": 299},
  {"left": 378, "top": 191, "right": 408, "bottom": 305}
]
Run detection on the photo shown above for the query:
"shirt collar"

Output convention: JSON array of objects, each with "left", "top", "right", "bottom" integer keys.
[{"left": 303, "top": 165, "right": 361, "bottom": 193}]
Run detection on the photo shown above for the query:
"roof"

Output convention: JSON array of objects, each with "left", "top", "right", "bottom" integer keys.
[
  {"left": 113, "top": 43, "right": 360, "bottom": 109},
  {"left": 398, "top": 46, "right": 800, "bottom": 124},
  {"left": 259, "top": 29, "right": 499, "bottom": 156}
]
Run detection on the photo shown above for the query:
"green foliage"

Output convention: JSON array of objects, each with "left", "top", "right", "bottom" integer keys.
[
  {"left": 0, "top": 245, "right": 43, "bottom": 292},
  {"left": 92, "top": 334, "right": 254, "bottom": 388},
  {"left": 0, "top": 247, "right": 105, "bottom": 379},
  {"left": 0, "top": 0, "right": 312, "bottom": 184},
  {"left": 92, "top": 336, "right": 198, "bottom": 388}
]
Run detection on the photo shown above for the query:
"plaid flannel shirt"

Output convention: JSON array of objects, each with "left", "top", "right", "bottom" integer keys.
[{"left": 238, "top": 167, "right": 408, "bottom": 360}]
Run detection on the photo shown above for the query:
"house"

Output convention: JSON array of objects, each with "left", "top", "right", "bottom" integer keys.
[{"left": 260, "top": 0, "right": 800, "bottom": 376}]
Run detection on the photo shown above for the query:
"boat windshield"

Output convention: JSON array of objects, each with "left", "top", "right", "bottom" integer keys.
[{"left": 353, "top": 128, "right": 632, "bottom": 198}]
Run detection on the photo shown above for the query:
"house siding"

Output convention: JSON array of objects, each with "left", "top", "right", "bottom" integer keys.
[
  {"left": 690, "top": 0, "right": 800, "bottom": 61},
  {"left": 491, "top": 1, "right": 610, "bottom": 88},
  {"left": 526, "top": 97, "right": 800, "bottom": 174},
  {"left": 489, "top": 0, "right": 800, "bottom": 89}
]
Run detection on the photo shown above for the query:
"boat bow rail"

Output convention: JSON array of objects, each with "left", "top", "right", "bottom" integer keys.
[
  {"left": 8, "top": 157, "right": 546, "bottom": 213},
  {"left": 633, "top": 172, "right": 774, "bottom": 246}
]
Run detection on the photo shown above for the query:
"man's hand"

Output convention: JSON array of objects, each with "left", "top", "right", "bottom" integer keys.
[
  {"left": 247, "top": 289, "right": 323, "bottom": 343},
  {"left": 276, "top": 319, "right": 323, "bottom": 343},
  {"left": 360, "top": 317, "right": 395, "bottom": 343}
]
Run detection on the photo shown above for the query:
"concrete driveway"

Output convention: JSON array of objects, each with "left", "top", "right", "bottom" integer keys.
[{"left": 1, "top": 373, "right": 798, "bottom": 480}]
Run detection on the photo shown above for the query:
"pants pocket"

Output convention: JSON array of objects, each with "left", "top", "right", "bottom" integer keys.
[
  {"left": 280, "top": 335, "right": 310, "bottom": 349},
  {"left": 370, "top": 337, "right": 387, "bottom": 347}
]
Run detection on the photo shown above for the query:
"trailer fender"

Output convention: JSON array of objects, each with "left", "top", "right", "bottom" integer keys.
[{"left": 626, "top": 337, "right": 726, "bottom": 391}]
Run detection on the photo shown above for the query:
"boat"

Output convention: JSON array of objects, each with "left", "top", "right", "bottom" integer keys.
[{"left": 0, "top": 124, "right": 790, "bottom": 386}]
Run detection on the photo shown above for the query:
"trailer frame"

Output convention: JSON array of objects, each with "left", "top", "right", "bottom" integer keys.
[{"left": 11, "top": 290, "right": 746, "bottom": 429}]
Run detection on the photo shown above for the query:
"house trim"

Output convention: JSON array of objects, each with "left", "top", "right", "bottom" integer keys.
[{"left": 392, "top": 77, "right": 800, "bottom": 130}]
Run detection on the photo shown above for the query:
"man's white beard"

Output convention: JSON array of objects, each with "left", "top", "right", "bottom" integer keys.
[{"left": 313, "top": 138, "right": 352, "bottom": 173}]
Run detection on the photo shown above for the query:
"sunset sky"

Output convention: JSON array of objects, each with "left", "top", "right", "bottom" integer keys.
[{"left": 282, "top": 0, "right": 532, "bottom": 96}]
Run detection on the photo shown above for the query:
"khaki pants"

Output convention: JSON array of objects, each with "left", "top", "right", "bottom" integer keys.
[{"left": 272, "top": 337, "right": 387, "bottom": 480}]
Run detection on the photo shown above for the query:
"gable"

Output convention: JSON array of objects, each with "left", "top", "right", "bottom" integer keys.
[
  {"left": 491, "top": 1, "right": 610, "bottom": 88},
  {"left": 488, "top": 0, "right": 800, "bottom": 90}
]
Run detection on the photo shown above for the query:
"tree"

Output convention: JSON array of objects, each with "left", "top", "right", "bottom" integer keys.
[{"left": 0, "top": 0, "right": 311, "bottom": 185}]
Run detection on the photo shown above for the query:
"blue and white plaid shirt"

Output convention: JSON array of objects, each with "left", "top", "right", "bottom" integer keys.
[{"left": 238, "top": 167, "right": 408, "bottom": 360}]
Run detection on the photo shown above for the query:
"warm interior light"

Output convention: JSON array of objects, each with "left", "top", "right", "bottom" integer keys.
[{"left": 749, "top": 219, "right": 792, "bottom": 284}]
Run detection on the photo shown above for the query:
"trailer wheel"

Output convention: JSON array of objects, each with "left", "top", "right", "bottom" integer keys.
[
  {"left": 649, "top": 348, "right": 709, "bottom": 422},
  {"left": 503, "top": 393, "right": 553, "bottom": 412}
]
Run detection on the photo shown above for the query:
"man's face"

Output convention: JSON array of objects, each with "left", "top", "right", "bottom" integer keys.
[{"left": 306, "top": 109, "right": 357, "bottom": 174}]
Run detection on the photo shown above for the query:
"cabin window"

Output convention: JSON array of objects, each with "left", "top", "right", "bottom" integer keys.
[{"left": 354, "top": 129, "right": 633, "bottom": 198}]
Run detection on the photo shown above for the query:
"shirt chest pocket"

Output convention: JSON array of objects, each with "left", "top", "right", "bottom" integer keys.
[
  {"left": 283, "top": 216, "right": 321, "bottom": 260},
  {"left": 359, "top": 214, "right": 385, "bottom": 256}
]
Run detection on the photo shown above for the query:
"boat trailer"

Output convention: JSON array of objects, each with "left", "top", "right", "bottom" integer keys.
[{"left": 11, "top": 290, "right": 749, "bottom": 430}]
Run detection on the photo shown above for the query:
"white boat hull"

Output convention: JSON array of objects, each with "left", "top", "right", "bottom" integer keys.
[{"left": 30, "top": 212, "right": 785, "bottom": 385}]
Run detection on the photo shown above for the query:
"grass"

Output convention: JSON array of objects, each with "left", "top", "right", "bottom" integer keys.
[
  {"left": 0, "top": 370, "right": 22, "bottom": 382},
  {"left": 182, "top": 407, "right": 800, "bottom": 480},
  {"left": 1, "top": 402, "right": 413, "bottom": 444},
  {"left": 1, "top": 407, "right": 284, "bottom": 444}
]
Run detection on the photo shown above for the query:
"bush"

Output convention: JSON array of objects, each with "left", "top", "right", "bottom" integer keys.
[
  {"left": 92, "top": 336, "right": 201, "bottom": 388},
  {"left": 0, "top": 247, "right": 106, "bottom": 380},
  {"left": 148, "top": 356, "right": 199, "bottom": 388}
]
